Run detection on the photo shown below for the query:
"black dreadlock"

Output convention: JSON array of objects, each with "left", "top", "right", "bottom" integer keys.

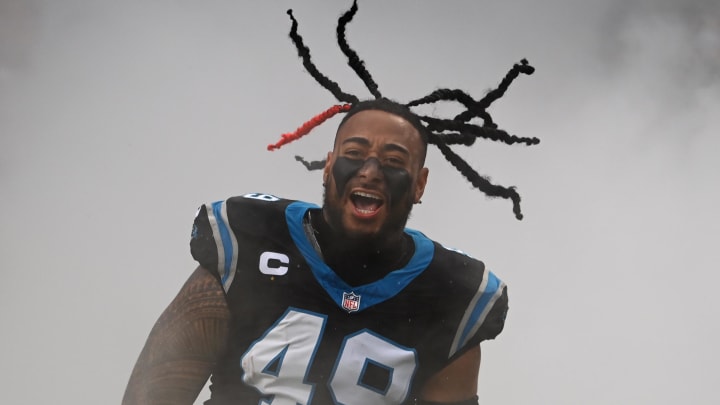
[
  {"left": 277, "top": 0, "right": 539, "bottom": 220},
  {"left": 336, "top": 1, "right": 382, "bottom": 99},
  {"left": 295, "top": 155, "right": 327, "bottom": 171},
  {"left": 286, "top": 9, "right": 358, "bottom": 104}
]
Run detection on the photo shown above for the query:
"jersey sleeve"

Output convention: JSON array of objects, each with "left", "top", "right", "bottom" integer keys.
[
  {"left": 190, "top": 204, "right": 219, "bottom": 271},
  {"left": 189, "top": 193, "right": 289, "bottom": 292},
  {"left": 189, "top": 201, "right": 239, "bottom": 291},
  {"left": 448, "top": 269, "right": 509, "bottom": 358}
]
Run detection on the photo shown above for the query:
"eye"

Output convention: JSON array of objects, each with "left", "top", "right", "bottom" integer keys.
[
  {"left": 385, "top": 156, "right": 405, "bottom": 166},
  {"left": 343, "top": 147, "right": 367, "bottom": 159}
]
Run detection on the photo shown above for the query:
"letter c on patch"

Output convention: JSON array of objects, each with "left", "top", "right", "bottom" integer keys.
[{"left": 259, "top": 251, "right": 290, "bottom": 276}]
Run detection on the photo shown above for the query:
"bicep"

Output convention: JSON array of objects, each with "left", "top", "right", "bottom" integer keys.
[
  {"left": 122, "top": 266, "right": 231, "bottom": 405},
  {"left": 419, "top": 345, "right": 480, "bottom": 403}
]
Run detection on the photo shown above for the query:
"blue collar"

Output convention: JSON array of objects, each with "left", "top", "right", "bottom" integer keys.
[{"left": 285, "top": 201, "right": 434, "bottom": 313}]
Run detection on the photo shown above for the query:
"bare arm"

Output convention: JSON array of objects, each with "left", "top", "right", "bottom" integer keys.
[
  {"left": 122, "top": 266, "right": 231, "bottom": 405},
  {"left": 418, "top": 345, "right": 481, "bottom": 403}
]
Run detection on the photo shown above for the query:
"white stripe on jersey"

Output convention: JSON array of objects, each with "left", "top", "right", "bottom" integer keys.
[
  {"left": 205, "top": 201, "right": 239, "bottom": 292},
  {"left": 448, "top": 271, "right": 506, "bottom": 358}
]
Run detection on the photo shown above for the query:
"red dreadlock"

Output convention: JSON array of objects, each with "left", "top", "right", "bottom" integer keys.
[{"left": 267, "top": 104, "right": 352, "bottom": 151}]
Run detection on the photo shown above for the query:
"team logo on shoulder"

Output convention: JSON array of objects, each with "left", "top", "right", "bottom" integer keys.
[{"left": 342, "top": 291, "right": 361, "bottom": 312}]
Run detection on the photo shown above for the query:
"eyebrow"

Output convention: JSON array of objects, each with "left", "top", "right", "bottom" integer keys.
[
  {"left": 341, "top": 136, "right": 370, "bottom": 147},
  {"left": 341, "top": 137, "right": 410, "bottom": 156}
]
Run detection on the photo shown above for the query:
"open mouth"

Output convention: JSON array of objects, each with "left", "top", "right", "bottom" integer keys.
[{"left": 349, "top": 191, "right": 384, "bottom": 215}]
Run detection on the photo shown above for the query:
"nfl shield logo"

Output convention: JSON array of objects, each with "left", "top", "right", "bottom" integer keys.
[{"left": 342, "top": 291, "right": 361, "bottom": 312}]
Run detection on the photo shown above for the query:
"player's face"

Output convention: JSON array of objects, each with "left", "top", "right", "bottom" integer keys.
[{"left": 322, "top": 110, "right": 429, "bottom": 241}]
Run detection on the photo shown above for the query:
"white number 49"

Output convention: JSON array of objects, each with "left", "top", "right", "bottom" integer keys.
[{"left": 241, "top": 308, "right": 417, "bottom": 405}]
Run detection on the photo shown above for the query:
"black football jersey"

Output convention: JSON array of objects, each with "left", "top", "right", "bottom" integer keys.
[{"left": 190, "top": 193, "right": 508, "bottom": 405}]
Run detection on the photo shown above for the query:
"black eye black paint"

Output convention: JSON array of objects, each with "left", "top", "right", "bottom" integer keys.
[
  {"left": 332, "top": 157, "right": 412, "bottom": 206},
  {"left": 332, "top": 157, "right": 364, "bottom": 197}
]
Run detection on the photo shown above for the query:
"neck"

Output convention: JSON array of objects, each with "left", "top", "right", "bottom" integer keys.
[
  {"left": 310, "top": 209, "right": 411, "bottom": 286},
  {"left": 314, "top": 209, "right": 404, "bottom": 261}
]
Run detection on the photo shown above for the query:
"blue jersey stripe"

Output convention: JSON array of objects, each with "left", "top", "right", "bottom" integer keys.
[
  {"left": 457, "top": 272, "right": 500, "bottom": 347},
  {"left": 212, "top": 201, "right": 235, "bottom": 285}
]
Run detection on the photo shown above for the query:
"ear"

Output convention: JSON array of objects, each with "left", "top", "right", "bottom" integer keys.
[
  {"left": 414, "top": 167, "right": 429, "bottom": 203},
  {"left": 322, "top": 151, "right": 332, "bottom": 184}
]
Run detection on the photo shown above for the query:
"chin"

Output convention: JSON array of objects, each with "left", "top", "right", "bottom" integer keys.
[
  {"left": 341, "top": 217, "right": 385, "bottom": 241},
  {"left": 323, "top": 191, "right": 411, "bottom": 243}
]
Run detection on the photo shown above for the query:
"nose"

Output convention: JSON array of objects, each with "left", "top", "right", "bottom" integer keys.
[{"left": 356, "top": 157, "right": 383, "bottom": 182}]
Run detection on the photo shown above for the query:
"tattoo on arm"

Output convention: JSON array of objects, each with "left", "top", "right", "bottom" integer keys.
[
  {"left": 122, "top": 267, "right": 231, "bottom": 405},
  {"left": 419, "top": 345, "right": 480, "bottom": 403}
]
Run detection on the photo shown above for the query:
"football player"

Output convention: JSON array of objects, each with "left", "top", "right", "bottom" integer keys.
[{"left": 123, "top": 2, "right": 539, "bottom": 404}]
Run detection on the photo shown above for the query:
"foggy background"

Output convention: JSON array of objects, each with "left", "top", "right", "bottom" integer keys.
[{"left": 1, "top": 0, "right": 718, "bottom": 404}]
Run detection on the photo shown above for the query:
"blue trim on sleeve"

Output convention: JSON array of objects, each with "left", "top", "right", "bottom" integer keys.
[
  {"left": 458, "top": 272, "right": 500, "bottom": 347},
  {"left": 285, "top": 201, "right": 434, "bottom": 312},
  {"left": 212, "top": 201, "right": 234, "bottom": 285}
]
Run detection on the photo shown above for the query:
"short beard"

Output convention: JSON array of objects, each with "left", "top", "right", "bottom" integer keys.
[{"left": 321, "top": 185, "right": 414, "bottom": 251}]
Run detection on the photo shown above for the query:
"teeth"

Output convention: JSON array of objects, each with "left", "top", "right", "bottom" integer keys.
[{"left": 352, "top": 191, "right": 382, "bottom": 200}]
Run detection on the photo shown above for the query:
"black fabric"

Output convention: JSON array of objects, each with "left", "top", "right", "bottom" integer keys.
[
  {"left": 190, "top": 194, "right": 508, "bottom": 404},
  {"left": 414, "top": 395, "right": 479, "bottom": 405},
  {"left": 189, "top": 205, "right": 218, "bottom": 274}
]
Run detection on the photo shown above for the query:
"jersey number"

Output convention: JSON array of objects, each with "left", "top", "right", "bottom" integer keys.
[
  {"left": 240, "top": 309, "right": 417, "bottom": 405},
  {"left": 243, "top": 192, "right": 280, "bottom": 202}
]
